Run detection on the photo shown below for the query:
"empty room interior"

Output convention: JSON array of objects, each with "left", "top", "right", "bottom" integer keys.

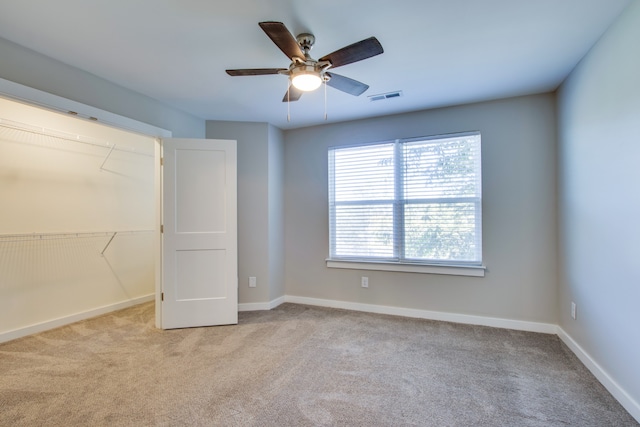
[{"left": 0, "top": 1, "right": 639, "bottom": 425}]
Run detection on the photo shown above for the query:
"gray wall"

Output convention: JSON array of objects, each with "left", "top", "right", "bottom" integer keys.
[
  {"left": 268, "top": 124, "right": 285, "bottom": 302},
  {"left": 206, "top": 121, "right": 285, "bottom": 306},
  {"left": 284, "top": 94, "right": 558, "bottom": 323},
  {"left": 206, "top": 121, "right": 270, "bottom": 305},
  {"left": 557, "top": 0, "right": 640, "bottom": 408},
  {"left": 0, "top": 37, "right": 204, "bottom": 138}
]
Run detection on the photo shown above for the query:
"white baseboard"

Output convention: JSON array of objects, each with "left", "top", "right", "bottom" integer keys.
[
  {"left": 0, "top": 294, "right": 155, "bottom": 344},
  {"left": 283, "top": 295, "right": 558, "bottom": 334},
  {"left": 238, "top": 296, "right": 285, "bottom": 312},
  {"left": 557, "top": 327, "right": 640, "bottom": 423}
]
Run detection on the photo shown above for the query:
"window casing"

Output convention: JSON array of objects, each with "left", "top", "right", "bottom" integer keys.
[{"left": 328, "top": 132, "right": 482, "bottom": 268}]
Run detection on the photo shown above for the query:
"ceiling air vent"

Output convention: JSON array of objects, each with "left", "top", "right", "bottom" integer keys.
[{"left": 368, "top": 91, "right": 403, "bottom": 102}]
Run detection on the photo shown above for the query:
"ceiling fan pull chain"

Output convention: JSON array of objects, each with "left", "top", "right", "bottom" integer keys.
[
  {"left": 324, "top": 79, "right": 328, "bottom": 121},
  {"left": 287, "top": 81, "right": 291, "bottom": 122}
]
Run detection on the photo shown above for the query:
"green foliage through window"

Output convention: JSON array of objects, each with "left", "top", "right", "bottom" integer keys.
[{"left": 328, "top": 132, "right": 482, "bottom": 265}]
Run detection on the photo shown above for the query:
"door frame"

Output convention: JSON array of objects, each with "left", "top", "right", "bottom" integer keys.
[{"left": 154, "top": 138, "right": 163, "bottom": 328}]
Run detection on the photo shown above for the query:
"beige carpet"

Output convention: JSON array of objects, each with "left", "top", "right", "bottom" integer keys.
[{"left": 0, "top": 302, "right": 637, "bottom": 426}]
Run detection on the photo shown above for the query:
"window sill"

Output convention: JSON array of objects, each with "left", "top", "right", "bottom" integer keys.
[{"left": 326, "top": 259, "right": 486, "bottom": 277}]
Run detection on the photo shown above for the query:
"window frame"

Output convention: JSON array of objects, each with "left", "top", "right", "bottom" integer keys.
[{"left": 327, "top": 132, "right": 485, "bottom": 277}]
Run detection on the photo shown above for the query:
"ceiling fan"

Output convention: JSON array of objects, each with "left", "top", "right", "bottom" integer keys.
[{"left": 226, "top": 22, "right": 383, "bottom": 102}]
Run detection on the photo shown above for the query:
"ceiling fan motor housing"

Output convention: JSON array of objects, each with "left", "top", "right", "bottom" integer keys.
[{"left": 296, "top": 33, "right": 316, "bottom": 54}]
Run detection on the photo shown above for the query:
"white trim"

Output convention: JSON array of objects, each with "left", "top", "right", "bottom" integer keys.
[
  {"left": 327, "top": 259, "right": 485, "bottom": 276},
  {"left": 0, "top": 77, "right": 171, "bottom": 138},
  {"left": 557, "top": 328, "right": 640, "bottom": 423},
  {"left": 238, "top": 296, "right": 286, "bottom": 312},
  {"left": 283, "top": 295, "right": 556, "bottom": 333},
  {"left": 0, "top": 294, "right": 154, "bottom": 344},
  {"left": 155, "top": 139, "right": 163, "bottom": 329}
]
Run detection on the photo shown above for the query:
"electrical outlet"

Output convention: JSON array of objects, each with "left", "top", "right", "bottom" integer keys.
[
  {"left": 361, "top": 277, "right": 369, "bottom": 288},
  {"left": 249, "top": 277, "right": 257, "bottom": 288},
  {"left": 571, "top": 302, "right": 576, "bottom": 320}
]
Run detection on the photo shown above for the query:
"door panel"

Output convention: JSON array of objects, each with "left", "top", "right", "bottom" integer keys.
[
  {"left": 175, "top": 148, "right": 226, "bottom": 233},
  {"left": 161, "top": 138, "right": 237, "bottom": 329},
  {"left": 175, "top": 249, "right": 227, "bottom": 300}
]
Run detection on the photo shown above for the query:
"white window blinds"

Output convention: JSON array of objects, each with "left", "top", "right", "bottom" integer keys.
[{"left": 328, "top": 132, "right": 482, "bottom": 266}]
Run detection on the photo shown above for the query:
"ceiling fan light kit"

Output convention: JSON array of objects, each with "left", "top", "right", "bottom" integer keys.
[
  {"left": 290, "top": 65, "right": 323, "bottom": 91},
  {"left": 226, "top": 21, "right": 383, "bottom": 115}
]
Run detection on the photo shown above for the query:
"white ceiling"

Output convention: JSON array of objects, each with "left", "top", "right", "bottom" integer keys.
[{"left": 0, "top": 0, "right": 632, "bottom": 129}]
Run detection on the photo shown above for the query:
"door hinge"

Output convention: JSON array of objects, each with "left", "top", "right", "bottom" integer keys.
[
  {"left": 160, "top": 157, "right": 164, "bottom": 166},
  {"left": 161, "top": 292, "right": 164, "bottom": 301},
  {"left": 160, "top": 224, "right": 164, "bottom": 233}
]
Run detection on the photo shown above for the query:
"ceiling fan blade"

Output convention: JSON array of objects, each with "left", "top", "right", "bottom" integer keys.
[
  {"left": 226, "top": 68, "right": 287, "bottom": 76},
  {"left": 326, "top": 73, "right": 369, "bottom": 96},
  {"left": 282, "top": 85, "right": 303, "bottom": 102},
  {"left": 319, "top": 37, "right": 383, "bottom": 68},
  {"left": 259, "top": 21, "right": 305, "bottom": 61}
]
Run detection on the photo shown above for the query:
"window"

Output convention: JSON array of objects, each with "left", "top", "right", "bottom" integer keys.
[{"left": 328, "top": 132, "right": 482, "bottom": 272}]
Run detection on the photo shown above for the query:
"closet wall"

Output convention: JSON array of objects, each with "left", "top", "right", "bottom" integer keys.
[{"left": 0, "top": 97, "right": 155, "bottom": 340}]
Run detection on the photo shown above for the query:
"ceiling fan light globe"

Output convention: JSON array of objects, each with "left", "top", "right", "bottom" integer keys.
[{"left": 291, "top": 73, "right": 322, "bottom": 91}]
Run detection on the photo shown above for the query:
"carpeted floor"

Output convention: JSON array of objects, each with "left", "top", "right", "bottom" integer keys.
[{"left": 0, "top": 302, "right": 637, "bottom": 426}]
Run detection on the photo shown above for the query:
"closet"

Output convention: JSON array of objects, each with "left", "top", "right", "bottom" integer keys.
[{"left": 0, "top": 96, "right": 156, "bottom": 341}]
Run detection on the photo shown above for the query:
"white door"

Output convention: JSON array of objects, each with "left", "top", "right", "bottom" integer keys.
[{"left": 160, "top": 138, "right": 237, "bottom": 329}]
